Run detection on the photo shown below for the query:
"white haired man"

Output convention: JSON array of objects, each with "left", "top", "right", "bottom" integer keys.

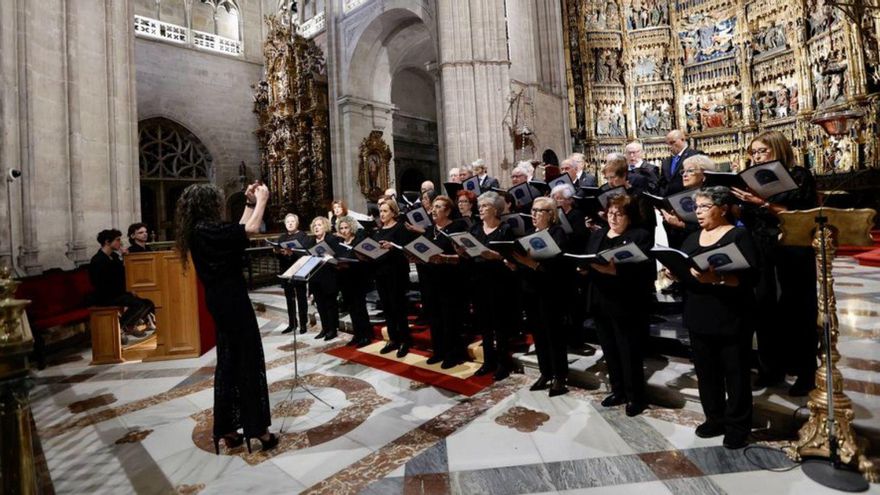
[
  {"left": 624, "top": 141, "right": 659, "bottom": 193},
  {"left": 472, "top": 158, "right": 500, "bottom": 191},
  {"left": 569, "top": 153, "right": 597, "bottom": 187}
]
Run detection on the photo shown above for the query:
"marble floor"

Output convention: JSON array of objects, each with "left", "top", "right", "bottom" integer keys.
[{"left": 28, "top": 257, "right": 880, "bottom": 494}]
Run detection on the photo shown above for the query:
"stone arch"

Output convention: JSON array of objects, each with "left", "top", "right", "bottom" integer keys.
[{"left": 338, "top": 4, "right": 441, "bottom": 207}]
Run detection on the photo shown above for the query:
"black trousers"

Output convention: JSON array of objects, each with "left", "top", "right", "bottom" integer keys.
[
  {"left": 472, "top": 266, "right": 514, "bottom": 369},
  {"left": 339, "top": 271, "right": 371, "bottom": 341},
  {"left": 755, "top": 243, "right": 819, "bottom": 381},
  {"left": 422, "top": 267, "right": 466, "bottom": 360},
  {"left": 283, "top": 280, "right": 309, "bottom": 330},
  {"left": 593, "top": 307, "right": 647, "bottom": 402},
  {"left": 776, "top": 246, "right": 819, "bottom": 379},
  {"left": 375, "top": 266, "right": 411, "bottom": 345},
  {"left": 525, "top": 292, "right": 569, "bottom": 380},
  {"left": 689, "top": 330, "right": 753, "bottom": 436},
  {"left": 108, "top": 292, "right": 155, "bottom": 328},
  {"left": 312, "top": 290, "right": 338, "bottom": 335}
]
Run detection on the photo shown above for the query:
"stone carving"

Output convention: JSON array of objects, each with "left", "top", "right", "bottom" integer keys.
[
  {"left": 679, "top": 14, "right": 736, "bottom": 64},
  {"left": 807, "top": 0, "right": 840, "bottom": 40},
  {"left": 637, "top": 100, "right": 673, "bottom": 136},
  {"left": 753, "top": 23, "right": 788, "bottom": 57},
  {"left": 752, "top": 84, "right": 798, "bottom": 122},
  {"left": 585, "top": 0, "right": 621, "bottom": 30},
  {"left": 812, "top": 56, "right": 848, "bottom": 109},
  {"left": 596, "top": 103, "right": 627, "bottom": 137},
  {"left": 626, "top": 0, "right": 669, "bottom": 30},
  {"left": 593, "top": 49, "right": 624, "bottom": 84},
  {"left": 254, "top": 15, "right": 332, "bottom": 223},
  {"left": 358, "top": 131, "right": 392, "bottom": 202}
]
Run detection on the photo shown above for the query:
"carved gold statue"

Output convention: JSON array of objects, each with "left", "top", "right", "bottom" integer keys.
[{"left": 253, "top": 15, "right": 332, "bottom": 223}]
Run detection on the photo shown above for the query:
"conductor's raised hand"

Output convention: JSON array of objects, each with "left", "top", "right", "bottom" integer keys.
[
  {"left": 254, "top": 183, "right": 270, "bottom": 202},
  {"left": 245, "top": 183, "right": 257, "bottom": 203}
]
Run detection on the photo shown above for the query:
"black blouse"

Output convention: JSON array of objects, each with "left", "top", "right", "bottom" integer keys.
[
  {"left": 738, "top": 165, "right": 817, "bottom": 243},
  {"left": 680, "top": 227, "right": 758, "bottom": 335},
  {"left": 424, "top": 221, "right": 466, "bottom": 255},
  {"left": 276, "top": 230, "right": 312, "bottom": 272},
  {"left": 371, "top": 222, "right": 415, "bottom": 276},
  {"left": 190, "top": 222, "right": 249, "bottom": 287},
  {"left": 585, "top": 226, "right": 655, "bottom": 298}
]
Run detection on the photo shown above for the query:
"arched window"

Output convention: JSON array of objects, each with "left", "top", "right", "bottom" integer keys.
[{"left": 138, "top": 118, "right": 213, "bottom": 240}]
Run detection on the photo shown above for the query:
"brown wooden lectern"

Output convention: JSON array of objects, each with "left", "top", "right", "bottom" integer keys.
[{"left": 90, "top": 251, "right": 207, "bottom": 364}]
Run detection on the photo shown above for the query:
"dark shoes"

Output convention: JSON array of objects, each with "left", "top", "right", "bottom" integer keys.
[
  {"left": 493, "top": 367, "right": 511, "bottom": 381},
  {"left": 695, "top": 421, "right": 725, "bottom": 439},
  {"left": 723, "top": 431, "right": 749, "bottom": 449},
  {"left": 601, "top": 393, "right": 627, "bottom": 408},
  {"left": 281, "top": 325, "right": 295, "bottom": 334},
  {"left": 474, "top": 363, "right": 496, "bottom": 377},
  {"left": 426, "top": 355, "right": 444, "bottom": 365},
  {"left": 380, "top": 341, "right": 400, "bottom": 354},
  {"left": 323, "top": 331, "right": 337, "bottom": 341},
  {"left": 356, "top": 337, "right": 372, "bottom": 348},
  {"left": 625, "top": 402, "right": 647, "bottom": 417},
  {"left": 753, "top": 373, "right": 784, "bottom": 389},
  {"left": 315, "top": 331, "right": 327, "bottom": 340},
  {"left": 441, "top": 356, "right": 464, "bottom": 369},
  {"left": 530, "top": 375, "right": 552, "bottom": 391},
  {"left": 212, "top": 432, "right": 244, "bottom": 455},
  {"left": 396, "top": 344, "right": 410, "bottom": 358},
  {"left": 548, "top": 378, "right": 569, "bottom": 397},
  {"left": 789, "top": 376, "right": 816, "bottom": 397},
  {"left": 245, "top": 432, "right": 279, "bottom": 454}
]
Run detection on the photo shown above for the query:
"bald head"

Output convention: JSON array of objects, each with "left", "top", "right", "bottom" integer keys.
[{"left": 666, "top": 130, "right": 687, "bottom": 155}]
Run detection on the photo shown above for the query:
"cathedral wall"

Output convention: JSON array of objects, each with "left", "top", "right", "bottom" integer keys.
[
  {"left": 134, "top": 38, "right": 262, "bottom": 196},
  {"left": 0, "top": 0, "right": 139, "bottom": 273}
]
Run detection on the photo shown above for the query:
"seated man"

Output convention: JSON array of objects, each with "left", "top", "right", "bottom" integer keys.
[
  {"left": 89, "top": 229, "right": 155, "bottom": 339},
  {"left": 127, "top": 222, "right": 151, "bottom": 253}
]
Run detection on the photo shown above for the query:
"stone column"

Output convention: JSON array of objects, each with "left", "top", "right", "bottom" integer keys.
[
  {"left": 0, "top": 0, "right": 139, "bottom": 273},
  {"left": 437, "top": 0, "right": 512, "bottom": 180},
  {"left": 336, "top": 97, "right": 395, "bottom": 210}
]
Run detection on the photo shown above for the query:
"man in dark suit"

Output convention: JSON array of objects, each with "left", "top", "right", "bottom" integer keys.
[
  {"left": 569, "top": 153, "right": 598, "bottom": 187},
  {"left": 624, "top": 141, "right": 659, "bottom": 193},
  {"left": 658, "top": 130, "right": 700, "bottom": 196},
  {"left": 472, "top": 159, "right": 500, "bottom": 191}
]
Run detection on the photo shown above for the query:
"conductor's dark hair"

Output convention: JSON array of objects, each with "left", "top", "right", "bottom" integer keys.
[
  {"left": 127, "top": 222, "right": 147, "bottom": 239},
  {"left": 175, "top": 183, "right": 224, "bottom": 268},
  {"left": 97, "top": 229, "right": 122, "bottom": 246}
]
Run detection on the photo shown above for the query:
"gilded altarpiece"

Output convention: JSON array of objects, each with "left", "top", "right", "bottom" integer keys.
[
  {"left": 253, "top": 15, "right": 332, "bottom": 223},
  {"left": 563, "top": 0, "right": 880, "bottom": 177}
]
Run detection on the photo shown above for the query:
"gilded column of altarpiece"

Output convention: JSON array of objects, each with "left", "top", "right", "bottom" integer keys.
[
  {"left": 563, "top": 0, "right": 880, "bottom": 177},
  {"left": 253, "top": 15, "right": 332, "bottom": 224}
]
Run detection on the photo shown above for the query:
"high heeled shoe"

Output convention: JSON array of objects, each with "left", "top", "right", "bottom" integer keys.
[
  {"left": 212, "top": 432, "right": 244, "bottom": 455},
  {"left": 245, "top": 432, "right": 279, "bottom": 454}
]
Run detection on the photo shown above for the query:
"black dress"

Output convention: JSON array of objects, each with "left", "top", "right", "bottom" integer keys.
[
  {"left": 372, "top": 222, "right": 416, "bottom": 346},
  {"left": 738, "top": 166, "right": 818, "bottom": 382},
  {"left": 681, "top": 227, "right": 757, "bottom": 437},
  {"left": 276, "top": 230, "right": 312, "bottom": 331},
  {"left": 586, "top": 227, "right": 655, "bottom": 405},
  {"left": 189, "top": 222, "right": 271, "bottom": 438},
  {"left": 467, "top": 221, "right": 515, "bottom": 370}
]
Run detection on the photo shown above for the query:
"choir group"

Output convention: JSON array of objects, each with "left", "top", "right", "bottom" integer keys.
[{"left": 273, "top": 129, "right": 818, "bottom": 451}]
